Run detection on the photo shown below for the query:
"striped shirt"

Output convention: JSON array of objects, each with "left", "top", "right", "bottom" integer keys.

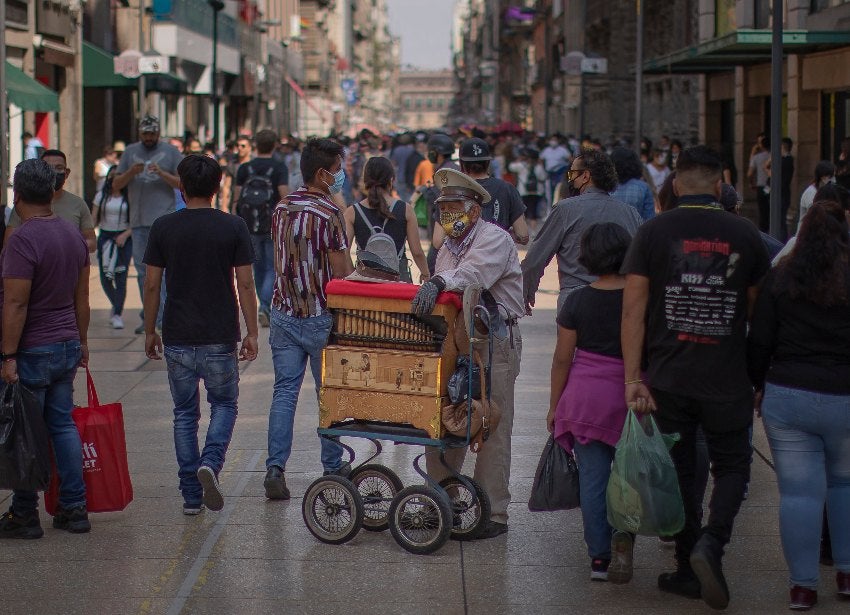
[{"left": 271, "top": 188, "right": 348, "bottom": 317}]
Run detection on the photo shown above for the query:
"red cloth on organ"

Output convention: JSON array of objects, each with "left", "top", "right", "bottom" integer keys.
[{"left": 326, "top": 279, "right": 462, "bottom": 310}]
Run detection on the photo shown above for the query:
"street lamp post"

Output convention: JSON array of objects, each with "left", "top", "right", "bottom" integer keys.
[
  {"left": 209, "top": 0, "right": 224, "bottom": 148},
  {"left": 768, "top": 0, "right": 783, "bottom": 238}
]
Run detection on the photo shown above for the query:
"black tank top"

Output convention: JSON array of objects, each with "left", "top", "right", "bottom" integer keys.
[{"left": 352, "top": 199, "right": 408, "bottom": 257}]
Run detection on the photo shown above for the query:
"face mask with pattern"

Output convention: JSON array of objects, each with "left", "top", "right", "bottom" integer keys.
[{"left": 440, "top": 211, "right": 471, "bottom": 238}]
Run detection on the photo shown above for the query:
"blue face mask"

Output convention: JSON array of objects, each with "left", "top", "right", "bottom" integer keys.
[{"left": 325, "top": 168, "right": 345, "bottom": 194}]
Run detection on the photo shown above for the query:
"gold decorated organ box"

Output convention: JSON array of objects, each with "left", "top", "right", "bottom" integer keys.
[{"left": 319, "top": 280, "right": 463, "bottom": 439}]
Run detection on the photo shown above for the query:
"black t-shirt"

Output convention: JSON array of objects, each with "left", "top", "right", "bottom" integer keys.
[
  {"left": 478, "top": 176, "right": 526, "bottom": 231},
  {"left": 144, "top": 208, "right": 255, "bottom": 346},
  {"left": 352, "top": 200, "right": 408, "bottom": 257},
  {"left": 621, "top": 205, "right": 770, "bottom": 400},
  {"left": 235, "top": 157, "right": 289, "bottom": 201},
  {"left": 557, "top": 286, "right": 624, "bottom": 357}
]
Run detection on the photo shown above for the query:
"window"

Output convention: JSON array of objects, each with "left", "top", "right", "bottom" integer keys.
[
  {"left": 415, "top": 98, "right": 422, "bottom": 109},
  {"left": 754, "top": 0, "right": 770, "bottom": 28},
  {"left": 716, "top": 0, "right": 736, "bottom": 36},
  {"left": 404, "top": 97, "right": 411, "bottom": 109},
  {"left": 426, "top": 98, "right": 433, "bottom": 108}
]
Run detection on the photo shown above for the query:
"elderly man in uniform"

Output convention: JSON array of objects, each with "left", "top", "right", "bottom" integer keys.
[{"left": 412, "top": 168, "right": 524, "bottom": 539}]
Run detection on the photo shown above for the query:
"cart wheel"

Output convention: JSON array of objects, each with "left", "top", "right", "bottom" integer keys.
[
  {"left": 350, "top": 464, "right": 404, "bottom": 532},
  {"left": 388, "top": 485, "right": 452, "bottom": 555},
  {"left": 439, "top": 476, "right": 490, "bottom": 541},
  {"left": 302, "top": 475, "right": 364, "bottom": 545}
]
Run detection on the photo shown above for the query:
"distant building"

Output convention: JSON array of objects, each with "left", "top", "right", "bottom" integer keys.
[{"left": 397, "top": 69, "right": 455, "bottom": 130}]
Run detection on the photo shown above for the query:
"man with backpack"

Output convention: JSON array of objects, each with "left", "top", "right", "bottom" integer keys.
[{"left": 234, "top": 129, "right": 289, "bottom": 327}]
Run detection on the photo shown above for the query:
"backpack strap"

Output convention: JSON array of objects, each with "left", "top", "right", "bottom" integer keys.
[{"left": 354, "top": 202, "right": 384, "bottom": 235}]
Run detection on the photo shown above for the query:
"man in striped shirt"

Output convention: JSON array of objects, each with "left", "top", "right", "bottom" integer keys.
[{"left": 264, "top": 138, "right": 354, "bottom": 500}]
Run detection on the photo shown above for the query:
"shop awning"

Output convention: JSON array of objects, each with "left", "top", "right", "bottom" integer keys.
[
  {"left": 284, "top": 75, "right": 327, "bottom": 123},
  {"left": 3, "top": 62, "right": 60, "bottom": 112},
  {"left": 643, "top": 29, "right": 850, "bottom": 74},
  {"left": 145, "top": 72, "right": 188, "bottom": 95},
  {"left": 83, "top": 42, "right": 137, "bottom": 88}
]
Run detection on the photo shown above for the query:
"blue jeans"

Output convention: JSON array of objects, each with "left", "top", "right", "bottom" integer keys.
[
  {"left": 97, "top": 230, "right": 132, "bottom": 317},
  {"left": 249, "top": 234, "right": 274, "bottom": 317},
  {"left": 762, "top": 383, "right": 850, "bottom": 588},
  {"left": 12, "top": 341, "right": 84, "bottom": 514},
  {"left": 573, "top": 439, "right": 616, "bottom": 559},
  {"left": 164, "top": 344, "right": 239, "bottom": 505},
  {"left": 266, "top": 310, "right": 343, "bottom": 472},
  {"left": 132, "top": 226, "right": 165, "bottom": 327}
]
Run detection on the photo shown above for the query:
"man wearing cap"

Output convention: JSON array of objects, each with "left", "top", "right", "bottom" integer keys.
[
  {"left": 113, "top": 115, "right": 183, "bottom": 334},
  {"left": 412, "top": 168, "right": 524, "bottom": 539}
]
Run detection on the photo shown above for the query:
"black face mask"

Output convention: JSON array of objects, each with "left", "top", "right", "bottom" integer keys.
[
  {"left": 427, "top": 151, "right": 438, "bottom": 164},
  {"left": 54, "top": 172, "right": 66, "bottom": 191}
]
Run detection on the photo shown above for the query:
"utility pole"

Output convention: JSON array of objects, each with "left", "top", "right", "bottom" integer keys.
[
  {"left": 137, "top": 0, "right": 146, "bottom": 134},
  {"left": 768, "top": 0, "right": 783, "bottom": 238},
  {"left": 634, "top": 0, "right": 643, "bottom": 153},
  {"left": 0, "top": 0, "right": 9, "bottom": 208},
  {"left": 209, "top": 0, "right": 224, "bottom": 148}
]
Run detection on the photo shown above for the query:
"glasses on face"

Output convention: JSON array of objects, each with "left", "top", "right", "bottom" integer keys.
[
  {"left": 238, "top": 143, "right": 251, "bottom": 149},
  {"left": 567, "top": 168, "right": 586, "bottom": 181}
]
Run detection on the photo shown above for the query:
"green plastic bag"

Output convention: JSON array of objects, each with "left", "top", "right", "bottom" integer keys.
[
  {"left": 606, "top": 410, "right": 685, "bottom": 536},
  {"left": 414, "top": 194, "right": 428, "bottom": 227}
]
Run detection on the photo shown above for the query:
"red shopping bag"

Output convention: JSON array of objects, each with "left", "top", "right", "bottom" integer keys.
[{"left": 44, "top": 369, "right": 133, "bottom": 514}]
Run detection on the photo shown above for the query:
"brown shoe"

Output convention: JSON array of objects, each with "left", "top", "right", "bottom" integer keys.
[
  {"left": 789, "top": 586, "right": 817, "bottom": 611},
  {"left": 838, "top": 571, "right": 850, "bottom": 598}
]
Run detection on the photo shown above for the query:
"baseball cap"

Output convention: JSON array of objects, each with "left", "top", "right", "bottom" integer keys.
[
  {"left": 459, "top": 138, "right": 492, "bottom": 162},
  {"left": 139, "top": 115, "right": 160, "bottom": 133}
]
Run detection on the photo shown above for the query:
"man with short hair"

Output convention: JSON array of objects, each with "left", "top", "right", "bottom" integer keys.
[
  {"left": 412, "top": 167, "right": 525, "bottom": 539},
  {"left": 521, "top": 149, "right": 643, "bottom": 312},
  {"left": 234, "top": 129, "right": 289, "bottom": 327},
  {"left": 621, "top": 146, "right": 770, "bottom": 609},
  {"left": 22, "top": 132, "right": 44, "bottom": 160},
  {"left": 142, "top": 154, "right": 258, "bottom": 515},
  {"left": 113, "top": 115, "right": 183, "bottom": 334},
  {"left": 263, "top": 138, "right": 354, "bottom": 500},
  {"left": 747, "top": 133, "right": 771, "bottom": 232},
  {"left": 5, "top": 149, "right": 96, "bottom": 252},
  {"left": 540, "top": 135, "right": 571, "bottom": 204},
  {"left": 0, "top": 159, "right": 91, "bottom": 538}
]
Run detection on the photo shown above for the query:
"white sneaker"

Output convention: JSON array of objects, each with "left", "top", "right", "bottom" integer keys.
[{"left": 110, "top": 314, "right": 124, "bottom": 329}]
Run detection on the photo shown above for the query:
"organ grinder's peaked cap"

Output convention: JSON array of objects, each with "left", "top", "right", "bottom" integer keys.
[{"left": 434, "top": 168, "right": 491, "bottom": 206}]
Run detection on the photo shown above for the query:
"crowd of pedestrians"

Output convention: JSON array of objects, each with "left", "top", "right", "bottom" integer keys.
[{"left": 0, "top": 118, "right": 848, "bottom": 613}]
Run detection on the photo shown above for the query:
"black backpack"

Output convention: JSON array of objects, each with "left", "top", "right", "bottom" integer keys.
[
  {"left": 237, "top": 164, "right": 275, "bottom": 234},
  {"left": 525, "top": 168, "right": 539, "bottom": 194}
]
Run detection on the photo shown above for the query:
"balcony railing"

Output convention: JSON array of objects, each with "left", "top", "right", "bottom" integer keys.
[{"left": 152, "top": 0, "right": 238, "bottom": 47}]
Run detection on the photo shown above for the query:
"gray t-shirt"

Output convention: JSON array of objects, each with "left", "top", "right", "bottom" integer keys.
[
  {"left": 8, "top": 191, "right": 94, "bottom": 231},
  {"left": 749, "top": 150, "right": 770, "bottom": 188},
  {"left": 116, "top": 141, "right": 183, "bottom": 227}
]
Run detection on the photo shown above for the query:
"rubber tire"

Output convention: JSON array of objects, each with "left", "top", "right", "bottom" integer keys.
[
  {"left": 439, "top": 476, "right": 490, "bottom": 541},
  {"left": 388, "top": 485, "right": 452, "bottom": 555},
  {"left": 302, "top": 475, "right": 364, "bottom": 545},
  {"left": 350, "top": 464, "right": 404, "bottom": 532}
]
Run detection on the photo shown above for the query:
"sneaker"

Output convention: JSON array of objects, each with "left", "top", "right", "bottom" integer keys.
[
  {"left": 838, "top": 571, "right": 850, "bottom": 598},
  {"left": 0, "top": 507, "right": 43, "bottom": 539},
  {"left": 323, "top": 461, "right": 352, "bottom": 478},
  {"left": 658, "top": 568, "right": 702, "bottom": 599},
  {"left": 608, "top": 531, "right": 634, "bottom": 584},
  {"left": 110, "top": 314, "right": 125, "bottom": 329},
  {"left": 197, "top": 465, "right": 224, "bottom": 512},
  {"left": 789, "top": 586, "right": 818, "bottom": 610},
  {"left": 134, "top": 322, "right": 145, "bottom": 335},
  {"left": 52, "top": 505, "right": 91, "bottom": 533},
  {"left": 263, "top": 466, "right": 290, "bottom": 500},
  {"left": 690, "top": 533, "right": 730, "bottom": 610},
  {"left": 183, "top": 502, "right": 205, "bottom": 516},
  {"left": 476, "top": 520, "right": 508, "bottom": 540},
  {"left": 591, "top": 558, "right": 611, "bottom": 582},
  {"left": 258, "top": 311, "right": 270, "bottom": 328}
]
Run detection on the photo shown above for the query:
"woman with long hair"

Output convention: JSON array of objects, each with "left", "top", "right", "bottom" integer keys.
[
  {"left": 343, "top": 156, "right": 429, "bottom": 283},
  {"left": 790, "top": 160, "right": 836, "bottom": 233},
  {"left": 91, "top": 165, "right": 132, "bottom": 329},
  {"left": 748, "top": 199, "right": 850, "bottom": 610}
]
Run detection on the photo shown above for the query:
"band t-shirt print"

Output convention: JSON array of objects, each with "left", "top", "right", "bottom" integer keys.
[{"left": 622, "top": 205, "right": 770, "bottom": 400}]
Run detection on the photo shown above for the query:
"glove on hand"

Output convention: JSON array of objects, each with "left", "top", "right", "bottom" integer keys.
[{"left": 411, "top": 277, "right": 445, "bottom": 317}]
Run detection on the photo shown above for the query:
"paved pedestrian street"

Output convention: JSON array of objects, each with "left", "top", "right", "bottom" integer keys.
[{"left": 0, "top": 256, "right": 844, "bottom": 615}]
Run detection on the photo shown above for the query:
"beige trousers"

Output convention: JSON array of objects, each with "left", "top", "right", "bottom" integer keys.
[{"left": 426, "top": 327, "right": 522, "bottom": 524}]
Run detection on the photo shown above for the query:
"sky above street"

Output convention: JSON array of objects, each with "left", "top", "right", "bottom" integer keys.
[{"left": 386, "top": 0, "right": 457, "bottom": 70}]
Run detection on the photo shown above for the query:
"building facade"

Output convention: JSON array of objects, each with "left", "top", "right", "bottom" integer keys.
[{"left": 397, "top": 70, "right": 455, "bottom": 130}]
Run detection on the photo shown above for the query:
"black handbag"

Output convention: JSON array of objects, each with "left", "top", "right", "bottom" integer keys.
[
  {"left": 0, "top": 382, "right": 51, "bottom": 491},
  {"left": 528, "top": 436, "right": 581, "bottom": 511}
]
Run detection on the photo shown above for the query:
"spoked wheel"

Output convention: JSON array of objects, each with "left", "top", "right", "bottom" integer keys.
[
  {"left": 350, "top": 464, "right": 404, "bottom": 532},
  {"left": 302, "top": 475, "right": 364, "bottom": 545},
  {"left": 388, "top": 485, "right": 452, "bottom": 555},
  {"left": 439, "top": 476, "right": 490, "bottom": 541}
]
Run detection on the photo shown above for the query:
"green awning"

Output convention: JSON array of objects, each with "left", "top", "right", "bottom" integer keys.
[
  {"left": 3, "top": 62, "right": 60, "bottom": 112},
  {"left": 83, "top": 42, "right": 137, "bottom": 88},
  {"left": 643, "top": 29, "right": 850, "bottom": 74},
  {"left": 145, "top": 72, "right": 188, "bottom": 95}
]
